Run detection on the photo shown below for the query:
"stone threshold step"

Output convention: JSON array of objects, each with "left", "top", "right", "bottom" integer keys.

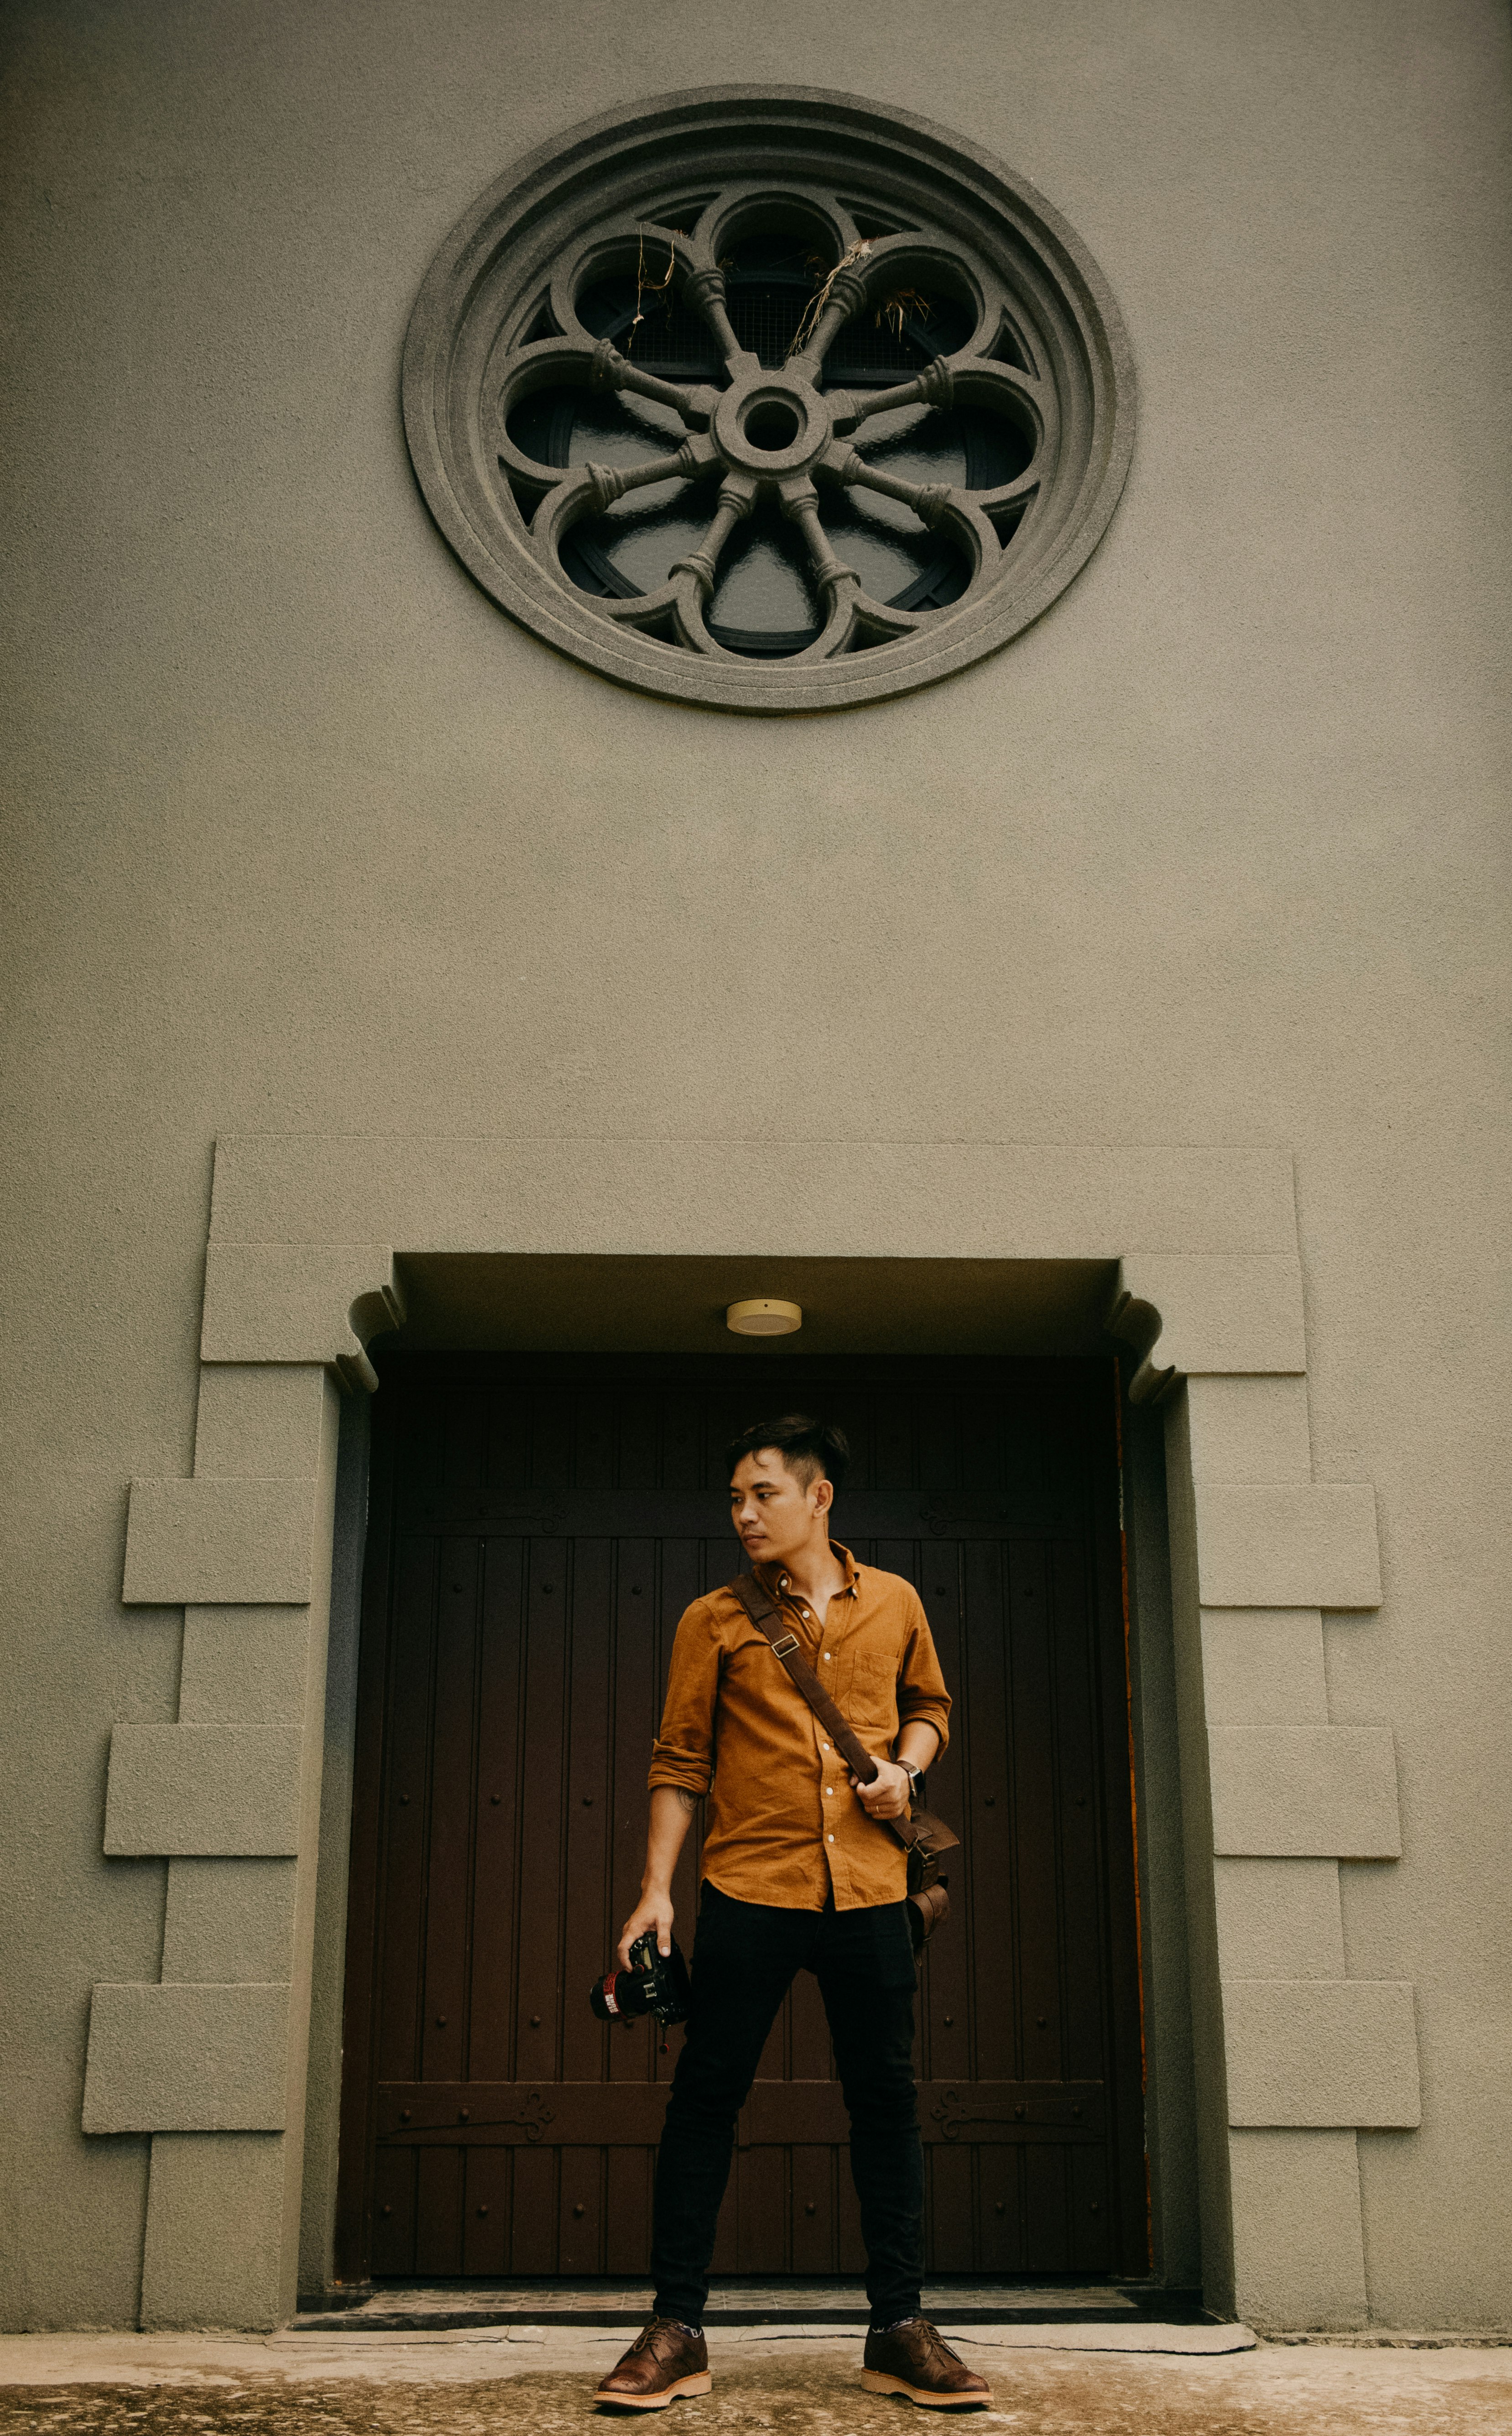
[{"left": 296, "top": 2281, "right": 1211, "bottom": 2334}]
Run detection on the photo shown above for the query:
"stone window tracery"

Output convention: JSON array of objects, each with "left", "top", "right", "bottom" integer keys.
[{"left": 404, "top": 89, "right": 1134, "bottom": 712}]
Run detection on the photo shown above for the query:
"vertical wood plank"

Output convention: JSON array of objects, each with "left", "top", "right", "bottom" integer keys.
[
  {"left": 510, "top": 2142, "right": 558, "bottom": 2273},
  {"left": 561, "top": 1537, "right": 614, "bottom": 2086},
  {"left": 927, "top": 2143, "right": 973, "bottom": 2271},
  {"left": 558, "top": 2147, "right": 605, "bottom": 2276},
  {"left": 370, "top": 2145, "right": 417, "bottom": 2277},
  {"left": 483, "top": 1387, "right": 529, "bottom": 1503},
  {"left": 514, "top": 1538, "right": 569, "bottom": 2080},
  {"left": 736, "top": 2146, "right": 787, "bottom": 2273},
  {"left": 605, "top": 2147, "right": 653, "bottom": 2277},
  {"left": 916, "top": 1392, "right": 958, "bottom": 1492},
  {"left": 609, "top": 1538, "right": 659, "bottom": 2086},
  {"left": 470, "top": 1537, "right": 525, "bottom": 2082},
  {"left": 1071, "top": 2141, "right": 1113, "bottom": 2272},
  {"left": 1024, "top": 2144, "right": 1069, "bottom": 2271},
  {"left": 1051, "top": 1539, "right": 1104, "bottom": 2084},
  {"left": 1089, "top": 1364, "right": 1152, "bottom": 2275},
  {"left": 414, "top": 2146, "right": 464, "bottom": 2276},
  {"left": 965, "top": 1538, "right": 1013, "bottom": 2084},
  {"left": 915, "top": 1541, "right": 970, "bottom": 2092},
  {"left": 662, "top": 1391, "right": 702, "bottom": 1490},
  {"left": 441, "top": 1391, "right": 489, "bottom": 1521},
  {"left": 419, "top": 1532, "right": 479, "bottom": 2086},
  {"left": 836, "top": 2154, "right": 865, "bottom": 2274},
  {"left": 374, "top": 1537, "right": 437, "bottom": 2082},
  {"left": 709, "top": 2166, "right": 739, "bottom": 2274},
  {"left": 462, "top": 2145, "right": 511, "bottom": 2275},
  {"left": 976, "top": 2143, "right": 1023, "bottom": 2272},
  {"left": 1009, "top": 1539, "right": 1061, "bottom": 2086},
  {"left": 790, "top": 2145, "right": 834, "bottom": 2274}
]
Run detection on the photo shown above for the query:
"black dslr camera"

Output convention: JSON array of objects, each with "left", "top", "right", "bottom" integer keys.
[{"left": 589, "top": 1931, "right": 692, "bottom": 2027}]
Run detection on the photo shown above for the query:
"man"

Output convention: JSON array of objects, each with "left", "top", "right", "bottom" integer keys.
[{"left": 593, "top": 1414, "right": 991, "bottom": 2412}]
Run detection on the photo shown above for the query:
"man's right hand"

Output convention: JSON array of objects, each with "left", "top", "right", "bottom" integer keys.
[{"left": 617, "top": 1887, "right": 675, "bottom": 1969}]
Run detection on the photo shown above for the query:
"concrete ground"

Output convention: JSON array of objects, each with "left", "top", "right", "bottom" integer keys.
[{"left": 0, "top": 2326, "right": 1508, "bottom": 2434}]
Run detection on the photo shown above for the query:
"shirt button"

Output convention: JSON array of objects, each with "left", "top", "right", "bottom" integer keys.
[
  {"left": 823, "top": 1653, "right": 832, "bottom": 1661},
  {"left": 827, "top": 1834, "right": 835, "bottom": 1844}
]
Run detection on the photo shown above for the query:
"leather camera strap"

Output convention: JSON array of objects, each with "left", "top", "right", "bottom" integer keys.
[{"left": 727, "top": 1569, "right": 932, "bottom": 1856}]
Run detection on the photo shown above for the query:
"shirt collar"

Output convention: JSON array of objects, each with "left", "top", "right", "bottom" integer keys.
[{"left": 761, "top": 1541, "right": 861, "bottom": 1599}]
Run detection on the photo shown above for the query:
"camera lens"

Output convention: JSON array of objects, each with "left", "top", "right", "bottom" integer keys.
[{"left": 589, "top": 1969, "right": 653, "bottom": 2023}]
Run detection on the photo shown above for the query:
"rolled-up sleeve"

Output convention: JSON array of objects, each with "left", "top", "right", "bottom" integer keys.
[
  {"left": 648, "top": 1599, "right": 723, "bottom": 1796},
  {"left": 896, "top": 1591, "right": 952, "bottom": 1761}
]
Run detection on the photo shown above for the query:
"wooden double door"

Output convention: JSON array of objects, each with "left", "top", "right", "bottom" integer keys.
[{"left": 335, "top": 1355, "right": 1147, "bottom": 2284}]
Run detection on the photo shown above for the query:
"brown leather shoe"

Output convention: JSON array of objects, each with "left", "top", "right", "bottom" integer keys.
[
  {"left": 593, "top": 2316, "right": 711, "bottom": 2410},
  {"left": 861, "top": 2316, "right": 992, "bottom": 2409}
]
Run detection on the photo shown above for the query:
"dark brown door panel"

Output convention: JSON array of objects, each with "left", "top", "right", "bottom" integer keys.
[{"left": 334, "top": 1356, "right": 1147, "bottom": 2283}]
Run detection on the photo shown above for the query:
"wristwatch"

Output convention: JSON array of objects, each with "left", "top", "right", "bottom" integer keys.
[{"left": 897, "top": 1758, "right": 923, "bottom": 1797}]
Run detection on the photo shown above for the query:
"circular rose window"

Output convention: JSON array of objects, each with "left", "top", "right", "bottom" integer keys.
[{"left": 404, "top": 87, "right": 1133, "bottom": 712}]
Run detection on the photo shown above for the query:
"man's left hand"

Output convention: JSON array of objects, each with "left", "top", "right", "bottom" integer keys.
[{"left": 851, "top": 1757, "right": 913, "bottom": 1821}]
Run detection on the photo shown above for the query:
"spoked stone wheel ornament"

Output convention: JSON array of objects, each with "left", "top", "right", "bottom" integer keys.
[{"left": 403, "top": 88, "right": 1134, "bottom": 712}]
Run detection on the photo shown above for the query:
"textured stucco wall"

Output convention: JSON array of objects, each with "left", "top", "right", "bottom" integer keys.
[{"left": 2, "top": 0, "right": 1509, "bottom": 2330}]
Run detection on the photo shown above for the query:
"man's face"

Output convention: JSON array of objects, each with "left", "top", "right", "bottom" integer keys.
[{"left": 730, "top": 1448, "right": 832, "bottom": 1566}]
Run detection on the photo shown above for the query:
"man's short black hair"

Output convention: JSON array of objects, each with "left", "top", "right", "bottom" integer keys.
[{"left": 726, "top": 1413, "right": 850, "bottom": 1496}]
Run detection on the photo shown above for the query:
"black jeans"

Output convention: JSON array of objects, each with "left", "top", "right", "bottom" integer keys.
[{"left": 650, "top": 1882, "right": 923, "bottom": 2328}]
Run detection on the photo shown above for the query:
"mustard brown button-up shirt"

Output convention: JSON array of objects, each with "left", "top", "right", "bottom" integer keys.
[{"left": 647, "top": 1542, "right": 953, "bottom": 1911}]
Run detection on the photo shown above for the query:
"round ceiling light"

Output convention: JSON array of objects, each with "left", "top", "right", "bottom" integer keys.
[{"left": 726, "top": 1297, "right": 803, "bottom": 1336}]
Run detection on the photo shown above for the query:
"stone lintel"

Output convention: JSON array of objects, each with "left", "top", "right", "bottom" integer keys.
[{"left": 207, "top": 1136, "right": 1301, "bottom": 1260}]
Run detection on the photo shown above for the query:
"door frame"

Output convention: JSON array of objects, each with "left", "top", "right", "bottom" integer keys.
[{"left": 95, "top": 1132, "right": 1401, "bottom": 2331}]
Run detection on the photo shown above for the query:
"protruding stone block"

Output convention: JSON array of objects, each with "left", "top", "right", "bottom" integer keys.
[
  {"left": 123, "top": 1476, "right": 318, "bottom": 1605},
  {"left": 83, "top": 1982, "right": 291, "bottom": 2131},
  {"left": 1209, "top": 1726, "right": 1400, "bottom": 1856},
  {"left": 104, "top": 1723, "right": 302, "bottom": 1855},
  {"left": 1224, "top": 1980, "right": 1421, "bottom": 2126},
  {"left": 1194, "top": 1483, "right": 1381, "bottom": 1608}
]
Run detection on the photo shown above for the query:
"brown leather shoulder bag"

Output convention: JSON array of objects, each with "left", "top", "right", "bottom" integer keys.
[{"left": 726, "top": 1571, "right": 960, "bottom": 1947}]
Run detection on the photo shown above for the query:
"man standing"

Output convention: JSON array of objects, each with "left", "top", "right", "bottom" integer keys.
[{"left": 593, "top": 1414, "right": 991, "bottom": 2411}]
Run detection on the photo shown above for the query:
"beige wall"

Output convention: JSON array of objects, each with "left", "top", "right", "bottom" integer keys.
[{"left": 2, "top": 0, "right": 1509, "bottom": 2331}]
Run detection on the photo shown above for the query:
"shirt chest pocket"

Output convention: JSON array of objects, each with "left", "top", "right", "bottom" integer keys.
[{"left": 847, "top": 1649, "right": 902, "bottom": 1726}]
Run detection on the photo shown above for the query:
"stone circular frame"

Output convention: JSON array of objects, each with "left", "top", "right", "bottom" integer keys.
[{"left": 403, "top": 86, "right": 1134, "bottom": 713}]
